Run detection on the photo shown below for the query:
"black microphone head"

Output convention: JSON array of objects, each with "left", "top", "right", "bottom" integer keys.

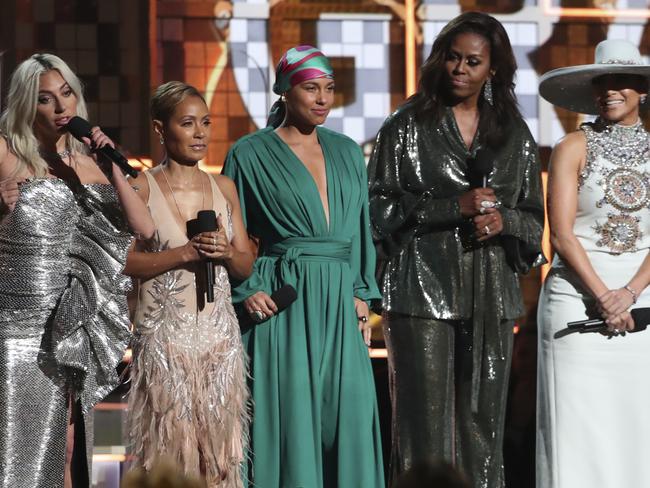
[
  {"left": 196, "top": 210, "right": 217, "bottom": 232},
  {"left": 270, "top": 285, "right": 297, "bottom": 312},
  {"left": 473, "top": 148, "right": 495, "bottom": 177},
  {"left": 66, "top": 116, "right": 92, "bottom": 141},
  {"left": 631, "top": 308, "right": 650, "bottom": 332}
]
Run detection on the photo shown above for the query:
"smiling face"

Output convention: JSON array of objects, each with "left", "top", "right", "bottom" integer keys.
[
  {"left": 33, "top": 70, "right": 78, "bottom": 141},
  {"left": 592, "top": 74, "right": 647, "bottom": 125},
  {"left": 284, "top": 77, "right": 335, "bottom": 128},
  {"left": 444, "top": 32, "right": 493, "bottom": 104},
  {"left": 157, "top": 95, "right": 211, "bottom": 164}
]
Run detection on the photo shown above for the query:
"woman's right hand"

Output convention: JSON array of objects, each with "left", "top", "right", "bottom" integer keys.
[
  {"left": 604, "top": 310, "right": 635, "bottom": 333},
  {"left": 244, "top": 291, "right": 278, "bottom": 322},
  {"left": 597, "top": 288, "right": 635, "bottom": 322},
  {"left": 0, "top": 177, "right": 19, "bottom": 212},
  {"left": 458, "top": 187, "right": 498, "bottom": 218}
]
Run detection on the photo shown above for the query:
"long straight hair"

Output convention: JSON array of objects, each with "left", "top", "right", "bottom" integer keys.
[
  {"left": 411, "top": 12, "right": 521, "bottom": 149},
  {"left": 0, "top": 53, "right": 88, "bottom": 177}
]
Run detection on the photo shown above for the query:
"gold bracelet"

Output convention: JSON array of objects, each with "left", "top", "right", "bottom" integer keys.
[{"left": 623, "top": 284, "right": 638, "bottom": 304}]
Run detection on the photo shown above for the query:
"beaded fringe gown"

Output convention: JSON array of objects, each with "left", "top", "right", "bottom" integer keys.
[{"left": 127, "top": 172, "right": 249, "bottom": 487}]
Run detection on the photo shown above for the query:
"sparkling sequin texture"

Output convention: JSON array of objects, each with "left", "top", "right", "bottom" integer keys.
[
  {"left": 579, "top": 119, "right": 650, "bottom": 254},
  {"left": 368, "top": 103, "right": 545, "bottom": 488},
  {"left": 0, "top": 178, "right": 133, "bottom": 487}
]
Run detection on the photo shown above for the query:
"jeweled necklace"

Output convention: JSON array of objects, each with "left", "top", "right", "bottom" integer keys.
[
  {"left": 593, "top": 118, "right": 650, "bottom": 167},
  {"left": 40, "top": 148, "right": 72, "bottom": 160},
  {"left": 161, "top": 162, "right": 205, "bottom": 223}
]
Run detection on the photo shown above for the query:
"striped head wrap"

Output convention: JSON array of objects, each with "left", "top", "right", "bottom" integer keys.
[{"left": 272, "top": 45, "right": 334, "bottom": 95}]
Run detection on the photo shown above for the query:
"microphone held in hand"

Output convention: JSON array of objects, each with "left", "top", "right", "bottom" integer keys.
[
  {"left": 187, "top": 210, "right": 218, "bottom": 303},
  {"left": 467, "top": 148, "right": 495, "bottom": 188},
  {"left": 566, "top": 307, "right": 650, "bottom": 333},
  {"left": 66, "top": 116, "right": 138, "bottom": 178},
  {"left": 240, "top": 285, "right": 298, "bottom": 327}
]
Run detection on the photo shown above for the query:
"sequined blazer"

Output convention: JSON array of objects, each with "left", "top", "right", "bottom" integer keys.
[{"left": 368, "top": 103, "right": 545, "bottom": 320}]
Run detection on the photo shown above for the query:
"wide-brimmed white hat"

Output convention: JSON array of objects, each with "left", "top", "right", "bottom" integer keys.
[{"left": 539, "top": 39, "right": 650, "bottom": 115}]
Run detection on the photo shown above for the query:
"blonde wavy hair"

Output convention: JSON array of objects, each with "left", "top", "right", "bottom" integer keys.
[{"left": 0, "top": 53, "right": 89, "bottom": 177}]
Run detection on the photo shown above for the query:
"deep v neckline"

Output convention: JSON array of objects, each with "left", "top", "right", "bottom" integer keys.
[
  {"left": 148, "top": 171, "right": 214, "bottom": 242},
  {"left": 270, "top": 127, "right": 332, "bottom": 230}
]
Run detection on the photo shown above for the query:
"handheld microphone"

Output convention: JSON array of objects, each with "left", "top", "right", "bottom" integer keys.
[
  {"left": 66, "top": 116, "right": 138, "bottom": 178},
  {"left": 187, "top": 210, "right": 218, "bottom": 303},
  {"left": 239, "top": 285, "right": 298, "bottom": 327},
  {"left": 567, "top": 307, "right": 650, "bottom": 333},
  {"left": 468, "top": 148, "right": 495, "bottom": 188}
]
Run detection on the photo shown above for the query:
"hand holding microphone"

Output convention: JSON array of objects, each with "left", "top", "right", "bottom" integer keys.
[
  {"left": 243, "top": 285, "right": 298, "bottom": 325},
  {"left": 458, "top": 148, "right": 503, "bottom": 240},
  {"left": 66, "top": 116, "right": 138, "bottom": 178},
  {"left": 567, "top": 307, "right": 650, "bottom": 335}
]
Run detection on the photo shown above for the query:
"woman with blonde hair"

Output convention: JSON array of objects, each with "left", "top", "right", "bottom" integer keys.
[
  {"left": 124, "top": 81, "right": 253, "bottom": 487},
  {"left": 0, "top": 53, "right": 154, "bottom": 487}
]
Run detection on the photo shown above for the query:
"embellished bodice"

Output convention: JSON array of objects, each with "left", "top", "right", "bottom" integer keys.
[
  {"left": 134, "top": 171, "right": 234, "bottom": 337},
  {"left": 575, "top": 119, "right": 650, "bottom": 254}
]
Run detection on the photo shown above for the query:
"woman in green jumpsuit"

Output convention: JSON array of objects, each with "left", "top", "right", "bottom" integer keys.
[{"left": 222, "top": 45, "right": 384, "bottom": 488}]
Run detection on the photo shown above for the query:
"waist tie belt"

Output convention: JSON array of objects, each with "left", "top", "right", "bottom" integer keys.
[{"left": 266, "top": 237, "right": 352, "bottom": 287}]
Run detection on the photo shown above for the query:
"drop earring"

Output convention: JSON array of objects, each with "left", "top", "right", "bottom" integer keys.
[
  {"left": 280, "top": 94, "right": 286, "bottom": 103},
  {"left": 159, "top": 135, "right": 164, "bottom": 145},
  {"left": 641, "top": 95, "right": 648, "bottom": 105},
  {"left": 483, "top": 79, "right": 493, "bottom": 106}
]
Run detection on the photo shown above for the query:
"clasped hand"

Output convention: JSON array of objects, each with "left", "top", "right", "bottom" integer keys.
[
  {"left": 597, "top": 288, "right": 636, "bottom": 332},
  {"left": 458, "top": 187, "right": 503, "bottom": 241},
  {"left": 187, "top": 214, "right": 232, "bottom": 261}
]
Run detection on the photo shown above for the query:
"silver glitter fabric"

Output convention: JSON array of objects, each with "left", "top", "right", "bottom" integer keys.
[
  {"left": 579, "top": 119, "right": 650, "bottom": 254},
  {"left": 0, "top": 178, "right": 133, "bottom": 487},
  {"left": 126, "top": 173, "right": 249, "bottom": 487}
]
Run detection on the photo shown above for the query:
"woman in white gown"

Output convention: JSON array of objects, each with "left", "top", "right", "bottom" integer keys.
[{"left": 537, "top": 39, "right": 650, "bottom": 488}]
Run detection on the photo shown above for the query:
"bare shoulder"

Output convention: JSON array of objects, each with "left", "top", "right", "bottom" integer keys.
[
  {"left": 211, "top": 174, "right": 238, "bottom": 204},
  {"left": 550, "top": 130, "right": 587, "bottom": 173}
]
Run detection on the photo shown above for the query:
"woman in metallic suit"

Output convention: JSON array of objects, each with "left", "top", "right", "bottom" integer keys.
[
  {"left": 0, "top": 54, "right": 154, "bottom": 487},
  {"left": 368, "top": 12, "right": 545, "bottom": 488}
]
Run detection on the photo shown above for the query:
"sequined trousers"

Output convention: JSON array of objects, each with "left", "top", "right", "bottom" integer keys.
[
  {"left": 0, "top": 179, "right": 132, "bottom": 487},
  {"left": 383, "top": 313, "right": 514, "bottom": 488}
]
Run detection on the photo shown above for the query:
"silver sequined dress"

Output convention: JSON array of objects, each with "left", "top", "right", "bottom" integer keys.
[
  {"left": 0, "top": 178, "right": 133, "bottom": 487},
  {"left": 537, "top": 119, "right": 650, "bottom": 487}
]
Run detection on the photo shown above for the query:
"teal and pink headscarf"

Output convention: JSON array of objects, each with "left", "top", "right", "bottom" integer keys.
[
  {"left": 267, "top": 45, "right": 334, "bottom": 127},
  {"left": 272, "top": 45, "right": 334, "bottom": 95}
]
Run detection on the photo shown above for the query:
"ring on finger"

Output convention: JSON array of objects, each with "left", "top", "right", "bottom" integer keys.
[
  {"left": 251, "top": 310, "right": 265, "bottom": 322},
  {"left": 480, "top": 200, "right": 495, "bottom": 209},
  {"left": 479, "top": 207, "right": 486, "bottom": 214},
  {"left": 484, "top": 225, "right": 490, "bottom": 235}
]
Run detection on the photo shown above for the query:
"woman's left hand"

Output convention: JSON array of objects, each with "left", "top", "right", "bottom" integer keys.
[
  {"left": 473, "top": 208, "right": 503, "bottom": 242},
  {"left": 193, "top": 214, "right": 232, "bottom": 261},
  {"left": 597, "top": 288, "right": 635, "bottom": 319},
  {"left": 354, "top": 297, "right": 371, "bottom": 347}
]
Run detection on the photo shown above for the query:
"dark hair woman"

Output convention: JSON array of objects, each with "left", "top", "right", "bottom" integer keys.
[
  {"left": 368, "top": 11, "right": 545, "bottom": 487},
  {"left": 123, "top": 81, "right": 253, "bottom": 486},
  {"left": 537, "top": 39, "right": 650, "bottom": 488},
  {"left": 223, "top": 46, "right": 384, "bottom": 487}
]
